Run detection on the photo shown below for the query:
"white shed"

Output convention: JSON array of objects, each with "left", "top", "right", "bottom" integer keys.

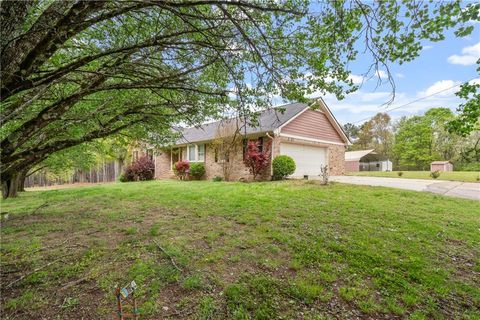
[{"left": 345, "top": 149, "right": 392, "bottom": 172}]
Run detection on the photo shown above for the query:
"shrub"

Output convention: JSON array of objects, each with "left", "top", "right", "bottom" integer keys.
[
  {"left": 119, "top": 174, "right": 127, "bottom": 182},
  {"left": 272, "top": 155, "right": 296, "bottom": 180},
  {"left": 189, "top": 163, "right": 205, "bottom": 179},
  {"left": 430, "top": 170, "right": 441, "bottom": 179},
  {"left": 244, "top": 140, "right": 271, "bottom": 180},
  {"left": 212, "top": 176, "right": 223, "bottom": 182},
  {"left": 397, "top": 171, "right": 403, "bottom": 177},
  {"left": 455, "top": 162, "right": 480, "bottom": 171},
  {"left": 174, "top": 161, "right": 190, "bottom": 180},
  {"left": 122, "top": 156, "right": 155, "bottom": 182},
  {"left": 320, "top": 165, "right": 329, "bottom": 185}
]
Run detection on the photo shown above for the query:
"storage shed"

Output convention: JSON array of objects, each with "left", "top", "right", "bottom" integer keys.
[
  {"left": 430, "top": 161, "right": 453, "bottom": 172},
  {"left": 345, "top": 149, "right": 392, "bottom": 172}
]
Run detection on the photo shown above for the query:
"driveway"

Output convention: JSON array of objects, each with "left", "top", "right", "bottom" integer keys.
[{"left": 330, "top": 176, "right": 480, "bottom": 201}]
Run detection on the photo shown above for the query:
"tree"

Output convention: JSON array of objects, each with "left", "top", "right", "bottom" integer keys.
[
  {"left": 424, "top": 108, "right": 459, "bottom": 161},
  {"left": 393, "top": 108, "right": 460, "bottom": 170},
  {"left": 244, "top": 140, "right": 271, "bottom": 180},
  {"left": 447, "top": 65, "right": 480, "bottom": 137},
  {"left": 210, "top": 120, "right": 242, "bottom": 181},
  {"left": 355, "top": 121, "right": 374, "bottom": 150},
  {"left": 343, "top": 123, "right": 359, "bottom": 142},
  {"left": 1, "top": 0, "right": 477, "bottom": 197},
  {"left": 370, "top": 113, "right": 393, "bottom": 157},
  {"left": 393, "top": 116, "right": 434, "bottom": 170}
]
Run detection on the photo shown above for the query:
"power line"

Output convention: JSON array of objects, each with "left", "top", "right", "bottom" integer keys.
[{"left": 351, "top": 77, "right": 477, "bottom": 124}]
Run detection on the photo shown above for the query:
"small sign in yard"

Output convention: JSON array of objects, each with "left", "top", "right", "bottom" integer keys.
[{"left": 115, "top": 281, "right": 139, "bottom": 320}]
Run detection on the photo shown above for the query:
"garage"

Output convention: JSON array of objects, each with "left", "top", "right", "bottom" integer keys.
[{"left": 280, "top": 143, "right": 327, "bottom": 177}]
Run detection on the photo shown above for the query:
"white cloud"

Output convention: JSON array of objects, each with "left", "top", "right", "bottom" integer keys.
[
  {"left": 469, "top": 78, "right": 480, "bottom": 85},
  {"left": 447, "top": 42, "right": 480, "bottom": 66},
  {"left": 321, "top": 80, "right": 465, "bottom": 124},
  {"left": 348, "top": 74, "right": 364, "bottom": 84},
  {"left": 395, "top": 73, "right": 405, "bottom": 78},
  {"left": 376, "top": 70, "right": 388, "bottom": 79},
  {"left": 420, "top": 80, "right": 461, "bottom": 97},
  {"left": 422, "top": 45, "right": 433, "bottom": 50}
]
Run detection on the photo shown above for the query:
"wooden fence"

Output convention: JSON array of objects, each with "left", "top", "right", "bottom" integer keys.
[{"left": 24, "top": 160, "right": 124, "bottom": 188}]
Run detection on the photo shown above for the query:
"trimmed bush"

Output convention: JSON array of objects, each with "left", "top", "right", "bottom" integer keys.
[
  {"left": 397, "top": 171, "right": 403, "bottom": 177},
  {"left": 212, "top": 176, "right": 223, "bottom": 182},
  {"left": 190, "top": 163, "right": 205, "bottom": 179},
  {"left": 272, "top": 155, "right": 296, "bottom": 180},
  {"left": 174, "top": 161, "right": 190, "bottom": 180},
  {"left": 122, "top": 156, "right": 155, "bottom": 182}
]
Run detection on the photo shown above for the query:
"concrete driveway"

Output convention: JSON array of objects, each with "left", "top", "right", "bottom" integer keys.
[{"left": 330, "top": 176, "right": 480, "bottom": 201}]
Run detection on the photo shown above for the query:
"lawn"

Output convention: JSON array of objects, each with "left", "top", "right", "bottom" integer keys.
[
  {"left": 1, "top": 180, "right": 479, "bottom": 319},
  {"left": 346, "top": 171, "right": 480, "bottom": 183}
]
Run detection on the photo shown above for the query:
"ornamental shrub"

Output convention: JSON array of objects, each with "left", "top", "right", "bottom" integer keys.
[
  {"left": 189, "top": 163, "right": 205, "bottom": 179},
  {"left": 212, "top": 176, "right": 223, "bottom": 182},
  {"left": 243, "top": 140, "right": 271, "bottom": 180},
  {"left": 174, "top": 161, "right": 190, "bottom": 180},
  {"left": 272, "top": 155, "right": 296, "bottom": 180},
  {"left": 397, "top": 171, "right": 403, "bottom": 177},
  {"left": 430, "top": 170, "right": 441, "bottom": 179},
  {"left": 122, "top": 156, "right": 155, "bottom": 181}
]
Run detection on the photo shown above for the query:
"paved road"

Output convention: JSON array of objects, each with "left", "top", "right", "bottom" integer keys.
[{"left": 330, "top": 176, "right": 480, "bottom": 201}]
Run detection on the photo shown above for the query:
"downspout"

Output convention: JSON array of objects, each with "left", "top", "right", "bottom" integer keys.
[{"left": 266, "top": 131, "right": 275, "bottom": 178}]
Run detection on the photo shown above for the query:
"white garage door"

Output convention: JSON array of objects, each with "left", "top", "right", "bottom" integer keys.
[{"left": 280, "top": 143, "right": 327, "bottom": 177}]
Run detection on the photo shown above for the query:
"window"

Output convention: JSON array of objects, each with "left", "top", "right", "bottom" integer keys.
[
  {"left": 215, "top": 147, "right": 229, "bottom": 163},
  {"left": 198, "top": 144, "right": 205, "bottom": 161},
  {"left": 188, "top": 145, "right": 196, "bottom": 161},
  {"left": 187, "top": 144, "right": 205, "bottom": 162},
  {"left": 147, "top": 149, "right": 154, "bottom": 161},
  {"left": 257, "top": 137, "right": 264, "bottom": 152}
]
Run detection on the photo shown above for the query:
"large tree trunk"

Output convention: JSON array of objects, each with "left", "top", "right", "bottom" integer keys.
[
  {"left": 2, "top": 173, "right": 20, "bottom": 198},
  {"left": 17, "top": 169, "right": 27, "bottom": 192}
]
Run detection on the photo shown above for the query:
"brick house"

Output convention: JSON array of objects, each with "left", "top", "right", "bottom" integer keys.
[{"left": 136, "top": 99, "right": 350, "bottom": 181}]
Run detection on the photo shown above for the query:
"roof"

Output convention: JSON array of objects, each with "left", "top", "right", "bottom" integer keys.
[
  {"left": 175, "top": 102, "right": 308, "bottom": 145},
  {"left": 345, "top": 149, "right": 376, "bottom": 161},
  {"left": 431, "top": 161, "right": 452, "bottom": 164}
]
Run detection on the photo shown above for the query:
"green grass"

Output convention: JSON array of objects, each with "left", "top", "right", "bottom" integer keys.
[
  {"left": 1, "top": 180, "right": 479, "bottom": 319},
  {"left": 346, "top": 170, "right": 480, "bottom": 182}
]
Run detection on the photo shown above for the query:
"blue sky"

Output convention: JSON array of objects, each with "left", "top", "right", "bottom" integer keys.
[{"left": 318, "top": 26, "right": 480, "bottom": 126}]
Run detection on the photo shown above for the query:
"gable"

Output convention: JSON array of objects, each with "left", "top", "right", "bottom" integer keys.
[{"left": 280, "top": 109, "right": 346, "bottom": 144}]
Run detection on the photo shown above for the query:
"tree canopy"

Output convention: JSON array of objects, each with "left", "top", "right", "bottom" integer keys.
[{"left": 1, "top": 0, "right": 479, "bottom": 197}]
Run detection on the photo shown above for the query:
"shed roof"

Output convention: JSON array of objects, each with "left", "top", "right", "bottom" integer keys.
[
  {"left": 431, "top": 161, "right": 452, "bottom": 164},
  {"left": 345, "top": 149, "right": 376, "bottom": 161}
]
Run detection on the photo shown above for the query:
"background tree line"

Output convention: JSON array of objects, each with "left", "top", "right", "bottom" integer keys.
[{"left": 343, "top": 108, "right": 480, "bottom": 171}]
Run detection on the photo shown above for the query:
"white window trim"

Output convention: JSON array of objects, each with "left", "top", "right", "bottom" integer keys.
[{"left": 187, "top": 144, "right": 205, "bottom": 162}]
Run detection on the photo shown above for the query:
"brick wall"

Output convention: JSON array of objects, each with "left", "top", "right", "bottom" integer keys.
[
  {"left": 154, "top": 149, "right": 175, "bottom": 179},
  {"left": 205, "top": 139, "right": 273, "bottom": 181},
  {"left": 345, "top": 160, "right": 359, "bottom": 172},
  {"left": 152, "top": 133, "right": 346, "bottom": 181}
]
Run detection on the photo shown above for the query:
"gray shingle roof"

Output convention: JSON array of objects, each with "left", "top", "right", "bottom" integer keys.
[{"left": 175, "top": 102, "right": 308, "bottom": 145}]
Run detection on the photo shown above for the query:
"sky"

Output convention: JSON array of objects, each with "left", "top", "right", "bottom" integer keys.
[{"left": 316, "top": 27, "right": 480, "bottom": 126}]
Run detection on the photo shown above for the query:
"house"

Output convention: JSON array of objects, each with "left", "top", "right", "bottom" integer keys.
[
  {"left": 345, "top": 149, "right": 392, "bottom": 172},
  {"left": 137, "top": 99, "right": 350, "bottom": 180},
  {"left": 430, "top": 161, "right": 453, "bottom": 172}
]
